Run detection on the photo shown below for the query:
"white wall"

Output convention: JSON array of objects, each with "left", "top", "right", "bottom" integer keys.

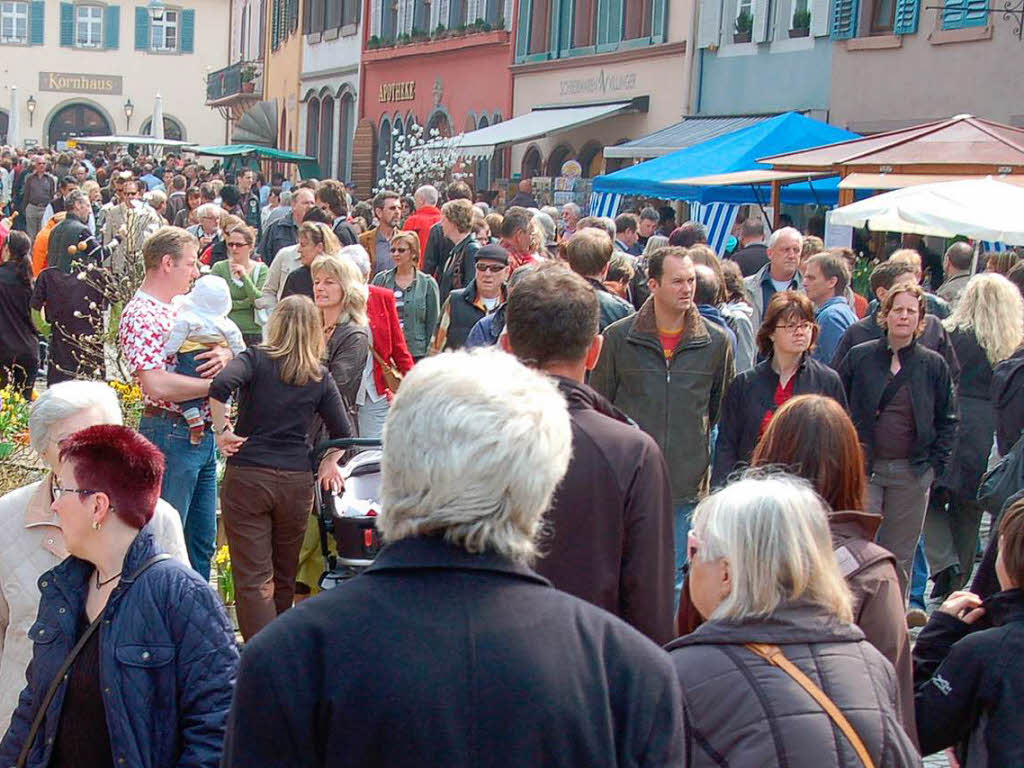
[{"left": 0, "top": 0, "right": 229, "bottom": 147}]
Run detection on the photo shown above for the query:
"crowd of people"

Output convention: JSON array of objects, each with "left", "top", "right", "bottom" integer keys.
[{"left": 0, "top": 143, "right": 1023, "bottom": 767}]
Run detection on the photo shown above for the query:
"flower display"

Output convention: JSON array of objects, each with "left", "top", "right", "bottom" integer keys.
[{"left": 215, "top": 545, "right": 235, "bottom": 605}]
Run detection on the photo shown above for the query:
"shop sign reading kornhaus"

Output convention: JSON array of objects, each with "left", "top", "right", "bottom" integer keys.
[{"left": 39, "top": 72, "right": 123, "bottom": 96}]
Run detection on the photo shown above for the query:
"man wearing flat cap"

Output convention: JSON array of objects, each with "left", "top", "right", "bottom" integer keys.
[{"left": 432, "top": 244, "right": 509, "bottom": 352}]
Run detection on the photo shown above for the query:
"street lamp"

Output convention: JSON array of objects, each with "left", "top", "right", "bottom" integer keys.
[
  {"left": 26, "top": 95, "right": 36, "bottom": 127},
  {"left": 124, "top": 98, "right": 134, "bottom": 131}
]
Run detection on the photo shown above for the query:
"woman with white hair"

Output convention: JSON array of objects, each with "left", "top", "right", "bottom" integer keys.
[
  {"left": 187, "top": 203, "right": 223, "bottom": 253},
  {"left": 667, "top": 473, "right": 919, "bottom": 767},
  {"left": 0, "top": 380, "right": 187, "bottom": 731},
  {"left": 222, "top": 348, "right": 685, "bottom": 768},
  {"left": 926, "top": 273, "right": 1024, "bottom": 600}
]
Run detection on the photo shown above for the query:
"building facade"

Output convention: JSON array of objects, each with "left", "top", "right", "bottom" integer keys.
[
  {"left": 691, "top": 0, "right": 831, "bottom": 117},
  {"left": 263, "top": 0, "right": 304, "bottom": 153},
  {"left": 354, "top": 0, "right": 515, "bottom": 195},
  {"left": 509, "top": 0, "right": 686, "bottom": 185},
  {"left": 829, "top": 0, "right": 1024, "bottom": 132},
  {"left": 1, "top": 0, "right": 228, "bottom": 148},
  {"left": 299, "top": 0, "right": 361, "bottom": 182}
]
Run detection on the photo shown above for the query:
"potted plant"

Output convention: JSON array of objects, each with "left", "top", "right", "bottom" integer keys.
[
  {"left": 239, "top": 62, "right": 256, "bottom": 93},
  {"left": 790, "top": 8, "right": 811, "bottom": 37},
  {"left": 0, "top": 386, "right": 31, "bottom": 461},
  {"left": 433, "top": 22, "right": 447, "bottom": 38},
  {"left": 367, "top": 34, "right": 382, "bottom": 49},
  {"left": 734, "top": 10, "right": 753, "bottom": 43}
]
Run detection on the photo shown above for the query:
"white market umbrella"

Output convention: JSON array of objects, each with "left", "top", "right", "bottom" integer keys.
[
  {"left": 829, "top": 177, "right": 1024, "bottom": 245},
  {"left": 151, "top": 93, "right": 165, "bottom": 157},
  {"left": 7, "top": 86, "right": 20, "bottom": 148}
]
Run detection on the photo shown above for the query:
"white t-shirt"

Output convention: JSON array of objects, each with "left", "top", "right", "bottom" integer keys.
[
  {"left": 770, "top": 277, "right": 793, "bottom": 294},
  {"left": 482, "top": 295, "right": 501, "bottom": 312}
]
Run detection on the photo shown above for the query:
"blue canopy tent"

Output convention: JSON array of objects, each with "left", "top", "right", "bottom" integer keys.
[{"left": 590, "top": 113, "right": 860, "bottom": 251}]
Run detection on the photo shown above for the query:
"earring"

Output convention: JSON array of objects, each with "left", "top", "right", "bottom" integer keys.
[{"left": 91, "top": 520, "right": 101, "bottom": 531}]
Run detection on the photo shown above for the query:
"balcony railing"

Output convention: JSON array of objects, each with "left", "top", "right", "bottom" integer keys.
[{"left": 206, "top": 61, "right": 262, "bottom": 103}]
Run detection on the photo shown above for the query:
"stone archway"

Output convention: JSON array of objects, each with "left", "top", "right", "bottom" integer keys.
[{"left": 45, "top": 101, "right": 112, "bottom": 146}]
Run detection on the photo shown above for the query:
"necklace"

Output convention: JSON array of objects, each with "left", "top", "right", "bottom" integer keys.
[{"left": 95, "top": 569, "right": 122, "bottom": 589}]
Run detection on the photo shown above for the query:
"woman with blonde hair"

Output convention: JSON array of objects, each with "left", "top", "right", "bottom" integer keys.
[
  {"left": 209, "top": 295, "right": 353, "bottom": 640},
  {"left": 294, "top": 253, "right": 371, "bottom": 597},
  {"left": 924, "top": 273, "right": 1024, "bottom": 600},
  {"left": 282, "top": 221, "right": 342, "bottom": 299},
  {"left": 667, "top": 473, "right": 919, "bottom": 767}
]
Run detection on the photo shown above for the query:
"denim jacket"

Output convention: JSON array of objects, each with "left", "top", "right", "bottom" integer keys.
[{"left": 371, "top": 268, "right": 440, "bottom": 358}]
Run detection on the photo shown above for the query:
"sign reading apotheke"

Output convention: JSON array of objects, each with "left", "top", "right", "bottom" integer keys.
[
  {"left": 40, "top": 72, "right": 123, "bottom": 96},
  {"left": 379, "top": 80, "right": 415, "bottom": 103}
]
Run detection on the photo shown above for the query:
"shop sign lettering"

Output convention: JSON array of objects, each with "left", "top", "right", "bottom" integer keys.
[
  {"left": 39, "top": 72, "right": 123, "bottom": 95},
  {"left": 379, "top": 81, "right": 416, "bottom": 103},
  {"left": 558, "top": 69, "right": 637, "bottom": 97}
]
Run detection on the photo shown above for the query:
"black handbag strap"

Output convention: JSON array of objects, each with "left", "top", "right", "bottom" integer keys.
[
  {"left": 876, "top": 367, "right": 909, "bottom": 415},
  {"left": 16, "top": 553, "right": 171, "bottom": 768}
]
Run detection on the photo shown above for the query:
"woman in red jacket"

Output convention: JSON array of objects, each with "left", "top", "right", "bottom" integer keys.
[{"left": 340, "top": 244, "right": 414, "bottom": 438}]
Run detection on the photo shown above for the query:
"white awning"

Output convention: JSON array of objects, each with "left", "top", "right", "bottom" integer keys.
[{"left": 453, "top": 101, "right": 638, "bottom": 160}]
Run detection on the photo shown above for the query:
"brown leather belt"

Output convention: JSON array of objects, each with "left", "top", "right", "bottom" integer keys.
[{"left": 141, "top": 405, "right": 184, "bottom": 420}]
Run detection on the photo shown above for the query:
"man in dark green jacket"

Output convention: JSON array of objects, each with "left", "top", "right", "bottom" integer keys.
[{"left": 591, "top": 245, "right": 734, "bottom": 605}]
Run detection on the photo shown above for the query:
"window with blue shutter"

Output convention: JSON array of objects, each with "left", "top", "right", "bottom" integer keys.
[
  {"left": 596, "top": 0, "right": 624, "bottom": 48},
  {"left": 60, "top": 2, "right": 74, "bottom": 46},
  {"left": 135, "top": 5, "right": 150, "bottom": 49},
  {"left": 104, "top": 4, "right": 119, "bottom": 47},
  {"left": 271, "top": 0, "right": 280, "bottom": 49},
  {"left": 943, "top": 0, "right": 987, "bottom": 28},
  {"left": 830, "top": 0, "right": 860, "bottom": 38},
  {"left": 28, "top": 0, "right": 44, "bottom": 44},
  {"left": 515, "top": 0, "right": 531, "bottom": 60},
  {"left": 893, "top": 0, "right": 919, "bottom": 33},
  {"left": 180, "top": 8, "right": 194, "bottom": 52}
]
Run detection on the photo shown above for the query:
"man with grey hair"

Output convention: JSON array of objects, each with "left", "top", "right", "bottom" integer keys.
[
  {"left": 222, "top": 348, "right": 684, "bottom": 768},
  {"left": 560, "top": 201, "right": 581, "bottom": 240},
  {"left": 405, "top": 184, "right": 442, "bottom": 257},
  {"left": 46, "top": 189, "right": 93, "bottom": 270},
  {"left": 729, "top": 216, "right": 769, "bottom": 277},
  {"left": 937, "top": 241, "right": 975, "bottom": 308},
  {"left": 744, "top": 226, "right": 804, "bottom": 328},
  {"left": 0, "top": 380, "right": 188, "bottom": 730}
]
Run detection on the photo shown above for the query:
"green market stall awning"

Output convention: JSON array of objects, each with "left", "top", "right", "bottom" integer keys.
[{"left": 191, "top": 144, "right": 321, "bottom": 179}]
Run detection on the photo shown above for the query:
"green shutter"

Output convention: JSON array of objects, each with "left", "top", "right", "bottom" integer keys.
[
  {"left": 893, "top": 0, "right": 918, "bottom": 33},
  {"left": 830, "top": 0, "right": 859, "bottom": 38},
  {"left": 555, "top": 0, "right": 571, "bottom": 54},
  {"left": 515, "top": 0, "right": 531, "bottom": 60},
  {"left": 60, "top": 2, "right": 74, "bottom": 46},
  {"left": 942, "top": 0, "right": 986, "bottom": 27},
  {"left": 181, "top": 9, "right": 195, "bottom": 52},
  {"left": 651, "top": 0, "right": 667, "bottom": 41},
  {"left": 271, "top": 0, "right": 279, "bottom": 49},
  {"left": 135, "top": 6, "right": 150, "bottom": 50},
  {"left": 29, "top": 0, "right": 45, "bottom": 44},
  {"left": 596, "top": 0, "right": 623, "bottom": 47},
  {"left": 104, "top": 5, "right": 120, "bottom": 49}
]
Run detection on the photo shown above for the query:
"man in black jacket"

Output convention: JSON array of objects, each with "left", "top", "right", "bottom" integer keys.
[
  {"left": 222, "top": 347, "right": 684, "bottom": 768},
  {"left": 259, "top": 187, "right": 315, "bottom": 265},
  {"left": 503, "top": 262, "right": 674, "bottom": 644},
  {"left": 423, "top": 181, "right": 472, "bottom": 281}
]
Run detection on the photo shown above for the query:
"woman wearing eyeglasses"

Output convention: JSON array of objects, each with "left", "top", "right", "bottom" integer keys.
[
  {"left": 711, "top": 291, "right": 846, "bottom": 489},
  {"left": 0, "top": 424, "right": 238, "bottom": 768},
  {"left": 371, "top": 232, "right": 440, "bottom": 361},
  {"left": 210, "top": 224, "right": 269, "bottom": 346},
  {"left": 837, "top": 283, "right": 958, "bottom": 598}
]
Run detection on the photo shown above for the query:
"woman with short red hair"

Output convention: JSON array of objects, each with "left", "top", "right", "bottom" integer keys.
[{"left": 0, "top": 425, "right": 238, "bottom": 768}]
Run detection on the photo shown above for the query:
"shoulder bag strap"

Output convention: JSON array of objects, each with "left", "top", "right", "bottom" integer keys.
[
  {"left": 16, "top": 553, "right": 172, "bottom": 768},
  {"left": 745, "top": 643, "right": 876, "bottom": 768}
]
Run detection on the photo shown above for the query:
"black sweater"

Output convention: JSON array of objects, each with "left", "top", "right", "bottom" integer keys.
[{"left": 209, "top": 347, "right": 352, "bottom": 470}]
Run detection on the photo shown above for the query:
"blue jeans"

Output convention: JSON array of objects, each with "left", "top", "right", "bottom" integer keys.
[
  {"left": 139, "top": 413, "right": 218, "bottom": 580},
  {"left": 174, "top": 349, "right": 205, "bottom": 418},
  {"left": 674, "top": 501, "right": 697, "bottom": 610},
  {"left": 909, "top": 536, "right": 928, "bottom": 610}
]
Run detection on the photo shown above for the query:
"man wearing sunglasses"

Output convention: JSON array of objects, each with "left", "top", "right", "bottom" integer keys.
[{"left": 432, "top": 244, "right": 509, "bottom": 352}]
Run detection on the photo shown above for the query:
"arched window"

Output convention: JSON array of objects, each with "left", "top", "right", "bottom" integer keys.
[
  {"left": 140, "top": 116, "right": 186, "bottom": 142},
  {"left": 491, "top": 115, "right": 504, "bottom": 179},
  {"left": 305, "top": 97, "right": 321, "bottom": 159},
  {"left": 426, "top": 110, "right": 451, "bottom": 139},
  {"left": 393, "top": 114, "right": 405, "bottom": 151},
  {"left": 578, "top": 140, "right": 603, "bottom": 178},
  {"left": 546, "top": 144, "right": 574, "bottom": 177},
  {"left": 0, "top": 110, "right": 8, "bottom": 145},
  {"left": 522, "top": 146, "right": 542, "bottom": 179},
  {"left": 319, "top": 95, "right": 335, "bottom": 178},
  {"left": 378, "top": 117, "right": 392, "bottom": 177},
  {"left": 338, "top": 92, "right": 355, "bottom": 181},
  {"left": 47, "top": 102, "right": 112, "bottom": 147},
  {"left": 475, "top": 115, "right": 490, "bottom": 190}
]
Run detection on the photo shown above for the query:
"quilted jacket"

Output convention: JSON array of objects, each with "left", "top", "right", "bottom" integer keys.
[{"left": 0, "top": 531, "right": 239, "bottom": 768}]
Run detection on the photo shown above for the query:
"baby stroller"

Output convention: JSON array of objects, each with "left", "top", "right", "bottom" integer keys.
[{"left": 314, "top": 438, "right": 385, "bottom": 590}]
